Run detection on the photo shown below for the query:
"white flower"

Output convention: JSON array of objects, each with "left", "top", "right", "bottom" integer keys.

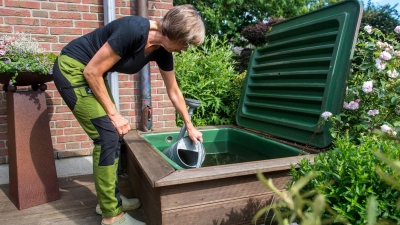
[
  {"left": 375, "top": 58, "right": 386, "bottom": 71},
  {"left": 388, "top": 70, "right": 399, "bottom": 78},
  {"left": 362, "top": 81, "right": 373, "bottom": 93},
  {"left": 321, "top": 111, "right": 333, "bottom": 120},
  {"left": 376, "top": 41, "right": 387, "bottom": 48},
  {"left": 367, "top": 109, "right": 379, "bottom": 116},
  {"left": 379, "top": 51, "right": 392, "bottom": 61},
  {"left": 395, "top": 25, "right": 400, "bottom": 34},
  {"left": 291, "top": 223, "right": 299, "bottom": 225},
  {"left": 381, "top": 124, "right": 392, "bottom": 133},
  {"left": 347, "top": 101, "right": 359, "bottom": 110},
  {"left": 394, "top": 51, "right": 400, "bottom": 56},
  {"left": 343, "top": 101, "right": 349, "bottom": 109},
  {"left": 364, "top": 25, "right": 373, "bottom": 34}
]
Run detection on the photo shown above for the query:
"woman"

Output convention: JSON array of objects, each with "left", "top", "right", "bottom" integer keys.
[{"left": 52, "top": 4, "right": 205, "bottom": 225}]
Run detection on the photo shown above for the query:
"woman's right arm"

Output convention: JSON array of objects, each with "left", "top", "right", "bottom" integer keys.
[{"left": 83, "top": 42, "right": 131, "bottom": 136}]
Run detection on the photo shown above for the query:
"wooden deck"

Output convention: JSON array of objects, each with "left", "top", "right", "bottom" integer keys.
[{"left": 0, "top": 174, "right": 149, "bottom": 225}]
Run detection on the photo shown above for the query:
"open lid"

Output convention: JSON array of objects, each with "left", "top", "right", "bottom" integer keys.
[{"left": 236, "top": 0, "right": 363, "bottom": 148}]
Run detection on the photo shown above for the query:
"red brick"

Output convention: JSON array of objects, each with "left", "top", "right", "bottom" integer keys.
[
  {"left": 50, "top": 129, "right": 64, "bottom": 136},
  {"left": 14, "top": 26, "right": 48, "bottom": 34},
  {"left": 90, "top": 5, "right": 103, "bottom": 13},
  {"left": 158, "top": 114, "right": 175, "bottom": 121},
  {"left": 71, "top": 121, "right": 81, "bottom": 127},
  {"left": 50, "top": 113, "right": 75, "bottom": 121},
  {"left": 120, "top": 8, "right": 133, "bottom": 15},
  {"left": 40, "top": 43, "right": 51, "bottom": 51},
  {"left": 120, "top": 81, "right": 133, "bottom": 88},
  {"left": 73, "top": 134, "right": 89, "bottom": 142},
  {"left": 50, "top": 12, "right": 81, "bottom": 20},
  {"left": 75, "top": 21, "right": 103, "bottom": 28},
  {"left": 59, "top": 35, "right": 79, "bottom": 43},
  {"left": 0, "top": 133, "right": 7, "bottom": 140},
  {"left": 148, "top": 10, "right": 161, "bottom": 17},
  {"left": 83, "top": 28, "right": 96, "bottom": 35},
  {"left": 82, "top": 0, "right": 102, "bottom": 4},
  {"left": 4, "top": 17, "right": 39, "bottom": 25},
  {"left": 56, "top": 105, "right": 72, "bottom": 113},
  {"left": 158, "top": 101, "right": 173, "bottom": 108},
  {"left": 50, "top": 27, "right": 83, "bottom": 35},
  {"left": 51, "top": 0, "right": 81, "bottom": 3},
  {"left": 57, "top": 136, "right": 74, "bottom": 143},
  {"left": 165, "top": 120, "right": 177, "bottom": 127},
  {"left": 52, "top": 43, "right": 67, "bottom": 51},
  {"left": 57, "top": 4, "right": 89, "bottom": 12},
  {"left": 41, "top": 19, "right": 73, "bottom": 27},
  {"left": 64, "top": 127, "right": 86, "bottom": 135},
  {"left": 56, "top": 121, "right": 71, "bottom": 128},
  {"left": 41, "top": 2, "right": 57, "bottom": 10},
  {"left": 52, "top": 143, "right": 66, "bottom": 151},
  {"left": 83, "top": 14, "right": 98, "bottom": 20},
  {"left": 0, "top": 26, "right": 12, "bottom": 33},
  {"left": 32, "top": 10, "right": 48, "bottom": 18},
  {"left": 0, "top": 8, "right": 31, "bottom": 17},
  {"left": 5, "top": 0, "right": 40, "bottom": 9},
  {"left": 81, "top": 141, "right": 93, "bottom": 148}
]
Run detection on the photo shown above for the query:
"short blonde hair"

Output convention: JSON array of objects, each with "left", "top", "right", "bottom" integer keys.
[{"left": 160, "top": 4, "right": 205, "bottom": 47}]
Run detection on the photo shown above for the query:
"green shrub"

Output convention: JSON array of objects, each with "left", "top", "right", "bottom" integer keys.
[
  {"left": 328, "top": 25, "right": 400, "bottom": 141},
  {"left": 174, "top": 35, "right": 243, "bottom": 126},
  {"left": 289, "top": 135, "right": 400, "bottom": 224}
]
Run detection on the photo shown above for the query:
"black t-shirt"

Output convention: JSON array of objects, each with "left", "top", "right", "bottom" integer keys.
[{"left": 61, "top": 16, "right": 174, "bottom": 74}]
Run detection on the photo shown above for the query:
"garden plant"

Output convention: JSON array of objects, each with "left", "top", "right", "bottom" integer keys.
[
  {"left": 254, "top": 24, "right": 400, "bottom": 224},
  {"left": 0, "top": 32, "right": 56, "bottom": 85},
  {"left": 174, "top": 35, "right": 245, "bottom": 126}
]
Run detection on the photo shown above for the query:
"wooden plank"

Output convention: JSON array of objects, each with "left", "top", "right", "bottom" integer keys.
[
  {"left": 156, "top": 154, "right": 314, "bottom": 187},
  {"left": 124, "top": 130, "right": 175, "bottom": 187},
  {"left": 0, "top": 174, "right": 147, "bottom": 225},
  {"left": 160, "top": 170, "right": 289, "bottom": 211},
  {"left": 127, "top": 154, "right": 162, "bottom": 225},
  {"left": 162, "top": 194, "right": 275, "bottom": 225}
]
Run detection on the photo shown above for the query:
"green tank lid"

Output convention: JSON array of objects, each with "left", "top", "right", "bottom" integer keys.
[{"left": 236, "top": 0, "right": 363, "bottom": 148}]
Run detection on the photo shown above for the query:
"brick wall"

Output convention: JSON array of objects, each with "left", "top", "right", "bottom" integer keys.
[{"left": 0, "top": 0, "right": 176, "bottom": 164}]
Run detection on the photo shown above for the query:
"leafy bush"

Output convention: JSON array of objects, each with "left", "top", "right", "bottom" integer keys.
[
  {"left": 0, "top": 32, "right": 56, "bottom": 84},
  {"left": 362, "top": 1, "right": 400, "bottom": 38},
  {"left": 233, "top": 48, "right": 252, "bottom": 74},
  {"left": 328, "top": 25, "right": 400, "bottom": 141},
  {"left": 174, "top": 35, "right": 243, "bottom": 126},
  {"left": 289, "top": 135, "right": 400, "bottom": 224},
  {"left": 241, "top": 21, "right": 269, "bottom": 47},
  {"left": 241, "top": 18, "right": 285, "bottom": 47}
]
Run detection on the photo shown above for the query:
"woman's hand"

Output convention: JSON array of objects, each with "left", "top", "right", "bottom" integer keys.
[
  {"left": 186, "top": 122, "right": 203, "bottom": 144},
  {"left": 109, "top": 112, "right": 131, "bottom": 136}
]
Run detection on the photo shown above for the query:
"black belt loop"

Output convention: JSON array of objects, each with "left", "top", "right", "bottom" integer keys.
[{"left": 58, "top": 83, "right": 88, "bottom": 92}]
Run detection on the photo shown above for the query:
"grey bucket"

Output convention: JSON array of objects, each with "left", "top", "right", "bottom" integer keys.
[{"left": 162, "top": 98, "right": 205, "bottom": 169}]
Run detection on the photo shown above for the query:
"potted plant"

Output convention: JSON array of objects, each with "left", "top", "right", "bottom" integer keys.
[{"left": 0, "top": 32, "right": 56, "bottom": 92}]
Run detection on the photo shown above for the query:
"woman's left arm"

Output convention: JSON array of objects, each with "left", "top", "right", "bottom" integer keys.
[{"left": 159, "top": 68, "right": 203, "bottom": 144}]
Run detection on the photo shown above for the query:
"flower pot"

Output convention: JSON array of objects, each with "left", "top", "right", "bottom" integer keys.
[{"left": 0, "top": 72, "right": 53, "bottom": 92}]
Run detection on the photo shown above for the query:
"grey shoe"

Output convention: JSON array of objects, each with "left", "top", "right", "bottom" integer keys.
[
  {"left": 96, "top": 195, "right": 141, "bottom": 215},
  {"left": 101, "top": 212, "right": 146, "bottom": 225}
]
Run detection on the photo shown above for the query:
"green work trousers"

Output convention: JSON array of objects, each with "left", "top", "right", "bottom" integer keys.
[{"left": 52, "top": 54, "right": 124, "bottom": 218}]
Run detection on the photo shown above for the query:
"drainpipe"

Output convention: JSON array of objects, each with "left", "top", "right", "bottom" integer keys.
[
  {"left": 104, "top": 0, "right": 120, "bottom": 112},
  {"left": 138, "top": 0, "right": 152, "bottom": 132}
]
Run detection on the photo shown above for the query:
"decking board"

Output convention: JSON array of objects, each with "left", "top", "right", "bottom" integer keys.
[{"left": 0, "top": 174, "right": 148, "bottom": 225}]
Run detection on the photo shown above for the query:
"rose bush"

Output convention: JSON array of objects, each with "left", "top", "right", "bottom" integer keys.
[
  {"left": 0, "top": 32, "right": 56, "bottom": 85},
  {"left": 327, "top": 25, "right": 400, "bottom": 141}
]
